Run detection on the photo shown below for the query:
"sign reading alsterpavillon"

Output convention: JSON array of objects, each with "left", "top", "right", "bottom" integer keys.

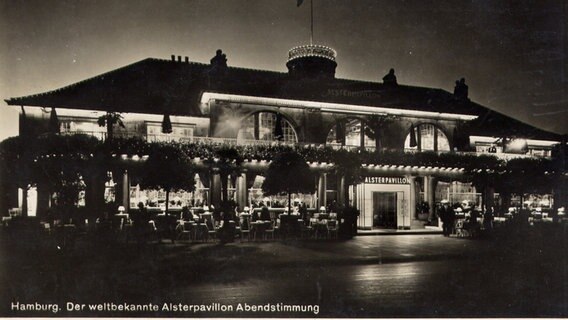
[{"left": 364, "top": 177, "right": 409, "bottom": 184}]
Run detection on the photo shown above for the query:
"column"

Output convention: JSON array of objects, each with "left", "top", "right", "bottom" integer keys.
[
  {"left": 20, "top": 187, "right": 28, "bottom": 217},
  {"left": 407, "top": 176, "right": 417, "bottom": 220},
  {"left": 36, "top": 182, "right": 51, "bottom": 220},
  {"left": 235, "top": 170, "right": 248, "bottom": 210},
  {"left": 254, "top": 113, "right": 260, "bottom": 140},
  {"left": 359, "top": 121, "right": 365, "bottom": 151},
  {"left": 210, "top": 168, "right": 222, "bottom": 209},
  {"left": 424, "top": 176, "right": 437, "bottom": 222},
  {"left": 317, "top": 173, "right": 327, "bottom": 209},
  {"left": 122, "top": 170, "right": 130, "bottom": 212},
  {"left": 337, "top": 175, "right": 346, "bottom": 207},
  {"left": 417, "top": 126, "right": 422, "bottom": 151}
]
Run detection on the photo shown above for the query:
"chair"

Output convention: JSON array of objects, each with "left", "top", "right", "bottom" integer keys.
[
  {"left": 154, "top": 215, "right": 177, "bottom": 243},
  {"left": 178, "top": 221, "right": 195, "bottom": 241},
  {"left": 327, "top": 219, "right": 339, "bottom": 239},
  {"left": 201, "top": 213, "right": 216, "bottom": 241},
  {"left": 253, "top": 221, "right": 271, "bottom": 241},
  {"left": 301, "top": 218, "right": 316, "bottom": 239},
  {"left": 194, "top": 223, "right": 209, "bottom": 242},
  {"left": 454, "top": 219, "right": 468, "bottom": 238},
  {"left": 218, "top": 220, "right": 237, "bottom": 243},
  {"left": 239, "top": 214, "right": 251, "bottom": 242},
  {"left": 264, "top": 221, "right": 275, "bottom": 240},
  {"left": 315, "top": 219, "right": 329, "bottom": 239}
]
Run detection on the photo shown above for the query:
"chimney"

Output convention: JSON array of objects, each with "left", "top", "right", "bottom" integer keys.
[
  {"left": 185, "top": 56, "right": 189, "bottom": 63},
  {"left": 177, "top": 55, "right": 182, "bottom": 62},
  {"left": 171, "top": 55, "right": 175, "bottom": 61}
]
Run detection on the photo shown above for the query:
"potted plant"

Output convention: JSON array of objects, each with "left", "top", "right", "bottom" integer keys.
[{"left": 416, "top": 201, "right": 430, "bottom": 221}]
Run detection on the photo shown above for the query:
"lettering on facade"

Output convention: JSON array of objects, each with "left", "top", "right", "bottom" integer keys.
[
  {"left": 322, "top": 89, "right": 382, "bottom": 99},
  {"left": 365, "top": 176, "right": 409, "bottom": 184}
]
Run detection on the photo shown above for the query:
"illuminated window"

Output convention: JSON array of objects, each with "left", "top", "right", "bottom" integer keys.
[
  {"left": 248, "top": 175, "right": 315, "bottom": 208},
  {"left": 326, "top": 119, "right": 375, "bottom": 148},
  {"left": 404, "top": 124, "right": 450, "bottom": 152},
  {"left": 146, "top": 123, "right": 194, "bottom": 142},
  {"left": 60, "top": 119, "right": 106, "bottom": 140},
  {"left": 237, "top": 112, "right": 298, "bottom": 143}
]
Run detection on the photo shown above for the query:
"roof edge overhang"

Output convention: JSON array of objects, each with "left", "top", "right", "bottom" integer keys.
[{"left": 200, "top": 91, "right": 478, "bottom": 121}]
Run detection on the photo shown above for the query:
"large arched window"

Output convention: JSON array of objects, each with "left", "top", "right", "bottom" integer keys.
[
  {"left": 404, "top": 124, "right": 450, "bottom": 152},
  {"left": 326, "top": 118, "right": 375, "bottom": 148},
  {"left": 237, "top": 112, "right": 298, "bottom": 143}
]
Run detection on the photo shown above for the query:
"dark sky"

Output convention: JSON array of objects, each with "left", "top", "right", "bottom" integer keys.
[{"left": 1, "top": 0, "right": 566, "bottom": 139}]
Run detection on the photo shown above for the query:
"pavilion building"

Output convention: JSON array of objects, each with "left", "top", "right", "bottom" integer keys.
[{"left": 4, "top": 45, "right": 563, "bottom": 230}]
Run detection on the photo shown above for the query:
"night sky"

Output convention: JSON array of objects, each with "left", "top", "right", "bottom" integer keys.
[{"left": 1, "top": 0, "right": 566, "bottom": 140}]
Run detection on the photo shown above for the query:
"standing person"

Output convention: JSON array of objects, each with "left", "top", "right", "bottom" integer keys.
[
  {"left": 133, "top": 202, "right": 150, "bottom": 244},
  {"left": 468, "top": 206, "right": 480, "bottom": 237},
  {"left": 439, "top": 200, "right": 451, "bottom": 236},
  {"left": 299, "top": 203, "right": 308, "bottom": 225}
]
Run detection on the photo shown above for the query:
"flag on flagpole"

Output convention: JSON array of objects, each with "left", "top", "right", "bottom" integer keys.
[{"left": 297, "top": 0, "right": 303, "bottom": 7}]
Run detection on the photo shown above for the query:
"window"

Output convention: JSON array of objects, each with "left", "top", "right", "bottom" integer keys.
[
  {"left": 326, "top": 119, "right": 375, "bottom": 148},
  {"left": 146, "top": 123, "right": 194, "bottom": 142},
  {"left": 60, "top": 119, "right": 106, "bottom": 140},
  {"left": 248, "top": 175, "right": 315, "bottom": 208},
  {"left": 237, "top": 112, "right": 298, "bottom": 143},
  {"left": 131, "top": 173, "right": 209, "bottom": 209},
  {"left": 404, "top": 124, "right": 450, "bottom": 152}
]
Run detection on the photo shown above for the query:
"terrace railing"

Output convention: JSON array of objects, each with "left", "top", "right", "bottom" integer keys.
[{"left": 59, "top": 131, "right": 547, "bottom": 160}]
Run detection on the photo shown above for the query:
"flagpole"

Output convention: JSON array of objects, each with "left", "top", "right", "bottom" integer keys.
[{"left": 310, "top": 0, "right": 314, "bottom": 45}]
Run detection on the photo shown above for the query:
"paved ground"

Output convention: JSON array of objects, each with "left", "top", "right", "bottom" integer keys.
[{"left": 0, "top": 223, "right": 567, "bottom": 317}]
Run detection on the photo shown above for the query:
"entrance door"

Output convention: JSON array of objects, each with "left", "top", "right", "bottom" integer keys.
[{"left": 372, "top": 192, "right": 397, "bottom": 228}]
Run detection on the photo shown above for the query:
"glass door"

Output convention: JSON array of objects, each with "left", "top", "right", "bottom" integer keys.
[{"left": 372, "top": 192, "right": 397, "bottom": 228}]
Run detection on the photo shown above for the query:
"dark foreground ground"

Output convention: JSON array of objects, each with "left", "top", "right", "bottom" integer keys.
[{"left": 0, "top": 224, "right": 567, "bottom": 317}]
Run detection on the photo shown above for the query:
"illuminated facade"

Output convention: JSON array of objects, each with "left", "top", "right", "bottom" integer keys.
[{"left": 4, "top": 46, "right": 563, "bottom": 230}]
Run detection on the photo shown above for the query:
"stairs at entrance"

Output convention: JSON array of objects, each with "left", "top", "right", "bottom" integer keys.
[{"left": 410, "top": 219, "right": 427, "bottom": 229}]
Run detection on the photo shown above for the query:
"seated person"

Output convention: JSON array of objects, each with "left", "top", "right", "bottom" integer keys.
[
  {"left": 251, "top": 208, "right": 260, "bottom": 221},
  {"left": 260, "top": 205, "right": 271, "bottom": 221},
  {"left": 181, "top": 206, "right": 192, "bottom": 221}
]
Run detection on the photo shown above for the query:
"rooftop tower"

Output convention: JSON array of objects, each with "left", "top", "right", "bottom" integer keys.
[
  {"left": 286, "top": 44, "right": 337, "bottom": 79},
  {"left": 287, "top": 0, "right": 337, "bottom": 79}
]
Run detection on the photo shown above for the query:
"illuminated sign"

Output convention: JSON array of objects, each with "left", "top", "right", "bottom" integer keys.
[
  {"left": 365, "top": 176, "right": 409, "bottom": 184},
  {"left": 323, "top": 89, "right": 382, "bottom": 99}
]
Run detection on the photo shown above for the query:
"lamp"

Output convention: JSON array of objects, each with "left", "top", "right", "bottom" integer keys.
[{"left": 117, "top": 206, "right": 125, "bottom": 213}]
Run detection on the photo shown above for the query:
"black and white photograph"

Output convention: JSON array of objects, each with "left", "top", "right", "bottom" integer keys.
[{"left": 0, "top": 0, "right": 567, "bottom": 317}]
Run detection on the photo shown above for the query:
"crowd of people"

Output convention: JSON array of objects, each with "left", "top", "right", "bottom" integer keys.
[{"left": 436, "top": 199, "right": 566, "bottom": 238}]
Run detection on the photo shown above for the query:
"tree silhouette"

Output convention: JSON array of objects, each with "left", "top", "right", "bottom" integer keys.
[
  {"left": 333, "top": 149, "right": 363, "bottom": 204},
  {"left": 213, "top": 145, "right": 243, "bottom": 203},
  {"left": 49, "top": 108, "right": 60, "bottom": 134},
  {"left": 364, "top": 115, "right": 396, "bottom": 150},
  {"left": 97, "top": 112, "right": 125, "bottom": 142},
  {"left": 140, "top": 144, "right": 195, "bottom": 215},
  {"left": 0, "top": 137, "right": 33, "bottom": 216},
  {"left": 262, "top": 151, "right": 314, "bottom": 214},
  {"left": 162, "top": 114, "right": 173, "bottom": 134}
]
